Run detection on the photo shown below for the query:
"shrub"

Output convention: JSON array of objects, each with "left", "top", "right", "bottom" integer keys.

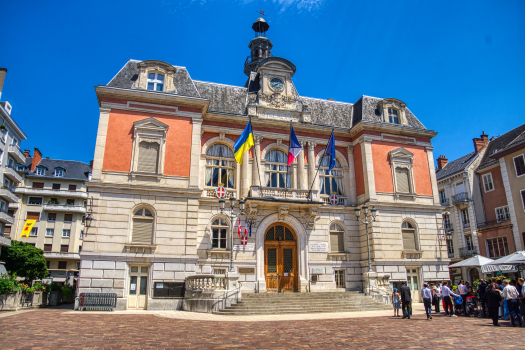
[{"left": 0, "top": 273, "right": 16, "bottom": 294}]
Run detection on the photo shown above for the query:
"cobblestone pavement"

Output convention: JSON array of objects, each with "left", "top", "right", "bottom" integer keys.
[{"left": 1, "top": 308, "right": 523, "bottom": 350}]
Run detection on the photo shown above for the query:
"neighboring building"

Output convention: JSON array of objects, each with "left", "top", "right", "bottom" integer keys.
[
  {"left": 435, "top": 133, "right": 489, "bottom": 284},
  {"left": 10, "top": 149, "right": 91, "bottom": 285},
  {"left": 0, "top": 67, "right": 28, "bottom": 274},
  {"left": 476, "top": 124, "right": 525, "bottom": 263},
  {"left": 80, "top": 17, "right": 448, "bottom": 310}
]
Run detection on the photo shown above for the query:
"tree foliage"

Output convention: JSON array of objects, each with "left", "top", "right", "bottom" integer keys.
[{"left": 1, "top": 240, "right": 48, "bottom": 282}]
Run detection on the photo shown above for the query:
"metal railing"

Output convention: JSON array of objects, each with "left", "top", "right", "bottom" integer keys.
[
  {"left": 463, "top": 222, "right": 470, "bottom": 229},
  {"left": 459, "top": 247, "right": 476, "bottom": 257},
  {"left": 452, "top": 192, "right": 470, "bottom": 205},
  {"left": 244, "top": 53, "right": 273, "bottom": 66},
  {"left": 444, "top": 223, "right": 453, "bottom": 232},
  {"left": 440, "top": 198, "right": 450, "bottom": 206},
  {"left": 477, "top": 218, "right": 511, "bottom": 228},
  {"left": 78, "top": 292, "right": 117, "bottom": 311}
]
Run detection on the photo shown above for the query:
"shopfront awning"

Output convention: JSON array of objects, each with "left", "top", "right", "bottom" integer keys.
[
  {"left": 481, "top": 264, "right": 518, "bottom": 274},
  {"left": 449, "top": 255, "right": 494, "bottom": 268},
  {"left": 486, "top": 251, "right": 525, "bottom": 265}
]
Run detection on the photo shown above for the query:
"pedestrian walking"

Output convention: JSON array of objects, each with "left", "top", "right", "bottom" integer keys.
[
  {"left": 458, "top": 280, "right": 468, "bottom": 315},
  {"left": 400, "top": 281, "right": 412, "bottom": 319},
  {"left": 431, "top": 283, "right": 440, "bottom": 313},
  {"left": 392, "top": 288, "right": 401, "bottom": 317},
  {"left": 422, "top": 283, "right": 433, "bottom": 320},
  {"left": 486, "top": 283, "right": 502, "bottom": 326},
  {"left": 518, "top": 278, "right": 525, "bottom": 324},
  {"left": 441, "top": 281, "right": 458, "bottom": 317},
  {"left": 503, "top": 280, "right": 523, "bottom": 327},
  {"left": 477, "top": 279, "right": 488, "bottom": 318}
]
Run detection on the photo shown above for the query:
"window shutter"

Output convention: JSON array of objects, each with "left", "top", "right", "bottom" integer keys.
[
  {"left": 137, "top": 142, "right": 159, "bottom": 173},
  {"left": 395, "top": 167, "right": 410, "bottom": 193},
  {"left": 330, "top": 232, "right": 344, "bottom": 252},
  {"left": 26, "top": 212, "right": 40, "bottom": 220},
  {"left": 132, "top": 219, "right": 153, "bottom": 244},
  {"left": 402, "top": 230, "right": 416, "bottom": 250}
]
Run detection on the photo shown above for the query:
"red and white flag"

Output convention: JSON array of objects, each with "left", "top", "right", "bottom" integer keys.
[{"left": 238, "top": 217, "right": 241, "bottom": 237}]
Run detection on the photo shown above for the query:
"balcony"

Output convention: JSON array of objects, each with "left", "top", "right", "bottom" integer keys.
[
  {"left": 452, "top": 192, "right": 470, "bottom": 205},
  {"left": 249, "top": 186, "right": 320, "bottom": 202},
  {"left": 43, "top": 252, "right": 80, "bottom": 260},
  {"left": 8, "top": 145, "right": 26, "bottom": 163},
  {"left": 463, "top": 222, "right": 471, "bottom": 229},
  {"left": 43, "top": 204, "right": 86, "bottom": 214},
  {"left": 0, "top": 210, "right": 14, "bottom": 224},
  {"left": 14, "top": 187, "right": 88, "bottom": 199},
  {"left": 3, "top": 166, "right": 22, "bottom": 183},
  {"left": 0, "top": 187, "right": 18, "bottom": 203},
  {"left": 202, "top": 188, "right": 237, "bottom": 199},
  {"left": 440, "top": 198, "right": 450, "bottom": 206},
  {"left": 444, "top": 223, "right": 453, "bottom": 232},
  {"left": 477, "top": 218, "right": 511, "bottom": 228},
  {"left": 459, "top": 247, "right": 476, "bottom": 257},
  {"left": 321, "top": 196, "right": 347, "bottom": 206}
]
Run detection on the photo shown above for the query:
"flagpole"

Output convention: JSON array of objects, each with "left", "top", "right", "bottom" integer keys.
[
  {"left": 250, "top": 116, "right": 263, "bottom": 189},
  {"left": 285, "top": 120, "right": 292, "bottom": 198},
  {"left": 307, "top": 130, "right": 334, "bottom": 201}
]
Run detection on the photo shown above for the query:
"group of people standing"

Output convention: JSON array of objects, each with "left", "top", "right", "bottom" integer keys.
[{"left": 391, "top": 277, "right": 525, "bottom": 327}]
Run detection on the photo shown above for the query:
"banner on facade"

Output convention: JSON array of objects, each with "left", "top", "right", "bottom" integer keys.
[
  {"left": 481, "top": 264, "right": 518, "bottom": 273},
  {"left": 19, "top": 220, "right": 36, "bottom": 238}
]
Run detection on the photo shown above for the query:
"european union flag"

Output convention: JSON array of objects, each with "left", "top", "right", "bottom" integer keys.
[{"left": 325, "top": 131, "right": 336, "bottom": 172}]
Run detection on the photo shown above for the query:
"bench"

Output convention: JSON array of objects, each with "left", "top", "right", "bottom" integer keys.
[{"left": 78, "top": 292, "right": 117, "bottom": 311}]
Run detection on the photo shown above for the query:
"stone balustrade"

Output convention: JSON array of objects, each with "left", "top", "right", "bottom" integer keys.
[
  {"left": 186, "top": 274, "right": 226, "bottom": 290},
  {"left": 250, "top": 186, "right": 319, "bottom": 201}
]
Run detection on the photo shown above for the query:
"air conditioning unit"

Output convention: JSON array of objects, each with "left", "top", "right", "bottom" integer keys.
[{"left": 3, "top": 101, "right": 12, "bottom": 115}]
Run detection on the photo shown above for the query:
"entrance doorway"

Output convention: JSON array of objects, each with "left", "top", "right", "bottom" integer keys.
[
  {"left": 406, "top": 268, "right": 420, "bottom": 302},
  {"left": 128, "top": 266, "right": 149, "bottom": 309},
  {"left": 264, "top": 224, "right": 298, "bottom": 292}
]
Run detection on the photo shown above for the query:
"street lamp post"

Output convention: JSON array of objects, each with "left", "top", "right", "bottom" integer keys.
[
  {"left": 219, "top": 196, "right": 246, "bottom": 272},
  {"left": 354, "top": 205, "right": 378, "bottom": 273}
]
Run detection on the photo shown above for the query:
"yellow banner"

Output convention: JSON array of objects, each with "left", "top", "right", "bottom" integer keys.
[{"left": 19, "top": 220, "right": 36, "bottom": 238}]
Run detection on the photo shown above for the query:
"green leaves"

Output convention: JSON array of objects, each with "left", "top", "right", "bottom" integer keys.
[{"left": 1, "top": 240, "right": 48, "bottom": 283}]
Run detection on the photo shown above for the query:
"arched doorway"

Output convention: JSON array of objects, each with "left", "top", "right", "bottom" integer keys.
[
  {"left": 264, "top": 224, "right": 298, "bottom": 292},
  {"left": 470, "top": 268, "right": 479, "bottom": 284}
]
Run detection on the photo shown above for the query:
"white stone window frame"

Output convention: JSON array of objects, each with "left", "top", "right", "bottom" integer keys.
[
  {"left": 261, "top": 144, "right": 291, "bottom": 189},
  {"left": 328, "top": 221, "right": 346, "bottom": 253},
  {"left": 130, "top": 118, "right": 169, "bottom": 177},
  {"left": 495, "top": 205, "right": 510, "bottom": 222},
  {"left": 378, "top": 98, "right": 408, "bottom": 126},
  {"left": 389, "top": 147, "right": 416, "bottom": 198},
  {"left": 62, "top": 229, "right": 71, "bottom": 237},
  {"left": 208, "top": 214, "right": 232, "bottom": 250},
  {"left": 54, "top": 168, "right": 64, "bottom": 177},
  {"left": 315, "top": 149, "right": 349, "bottom": 203},
  {"left": 35, "top": 167, "right": 46, "bottom": 176},
  {"left": 46, "top": 228, "right": 54, "bottom": 237},
  {"left": 401, "top": 219, "right": 420, "bottom": 252},
  {"left": 129, "top": 204, "right": 157, "bottom": 246},
  {"left": 482, "top": 172, "right": 494, "bottom": 192},
  {"left": 203, "top": 141, "right": 236, "bottom": 189},
  {"left": 513, "top": 153, "right": 525, "bottom": 178},
  {"left": 134, "top": 61, "right": 176, "bottom": 93},
  {"left": 146, "top": 72, "right": 165, "bottom": 92},
  {"left": 201, "top": 136, "right": 239, "bottom": 196}
]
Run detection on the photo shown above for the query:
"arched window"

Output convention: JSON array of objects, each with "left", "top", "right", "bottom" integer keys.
[
  {"left": 147, "top": 72, "right": 164, "bottom": 91},
  {"left": 329, "top": 224, "right": 344, "bottom": 253},
  {"left": 211, "top": 218, "right": 228, "bottom": 249},
  {"left": 402, "top": 221, "right": 417, "bottom": 250},
  {"left": 132, "top": 208, "right": 154, "bottom": 244},
  {"left": 205, "top": 144, "right": 235, "bottom": 188},
  {"left": 264, "top": 149, "right": 290, "bottom": 188},
  {"left": 319, "top": 157, "right": 344, "bottom": 197}
]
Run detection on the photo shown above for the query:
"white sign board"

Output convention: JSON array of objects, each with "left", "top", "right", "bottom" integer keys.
[
  {"left": 130, "top": 284, "right": 136, "bottom": 291},
  {"left": 309, "top": 241, "right": 329, "bottom": 253},
  {"left": 156, "top": 283, "right": 163, "bottom": 289},
  {"left": 481, "top": 264, "right": 518, "bottom": 273},
  {"left": 233, "top": 245, "right": 255, "bottom": 251}
]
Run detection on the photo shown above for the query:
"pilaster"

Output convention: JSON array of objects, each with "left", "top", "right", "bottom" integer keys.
[
  {"left": 92, "top": 108, "right": 111, "bottom": 181},
  {"left": 361, "top": 140, "right": 376, "bottom": 202},
  {"left": 189, "top": 118, "right": 203, "bottom": 188},
  {"left": 499, "top": 157, "right": 522, "bottom": 251},
  {"left": 297, "top": 141, "right": 307, "bottom": 190},
  {"left": 346, "top": 145, "right": 357, "bottom": 206},
  {"left": 307, "top": 141, "right": 317, "bottom": 192},
  {"left": 252, "top": 136, "right": 263, "bottom": 187}
]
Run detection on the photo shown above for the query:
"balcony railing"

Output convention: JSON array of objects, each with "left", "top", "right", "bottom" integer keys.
[
  {"left": 452, "top": 192, "right": 470, "bottom": 205},
  {"left": 14, "top": 187, "right": 88, "bottom": 199},
  {"left": 459, "top": 247, "right": 476, "bottom": 257},
  {"left": 3, "top": 165, "right": 22, "bottom": 183},
  {"left": 477, "top": 218, "right": 511, "bottom": 228},
  {"left": 0, "top": 186, "right": 18, "bottom": 203},
  {"left": 440, "top": 198, "right": 450, "bottom": 206},
  {"left": 8, "top": 144, "right": 26, "bottom": 163},
  {"left": 249, "top": 186, "right": 320, "bottom": 202},
  {"left": 43, "top": 204, "right": 86, "bottom": 214},
  {"left": 444, "top": 223, "right": 453, "bottom": 232},
  {"left": 321, "top": 196, "right": 347, "bottom": 206},
  {"left": 463, "top": 222, "right": 471, "bottom": 229}
]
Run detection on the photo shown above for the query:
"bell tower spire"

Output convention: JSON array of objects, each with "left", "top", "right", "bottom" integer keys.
[{"left": 244, "top": 16, "right": 273, "bottom": 76}]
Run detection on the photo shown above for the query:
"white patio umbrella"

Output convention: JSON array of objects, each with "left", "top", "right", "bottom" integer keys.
[
  {"left": 486, "top": 251, "right": 525, "bottom": 265},
  {"left": 449, "top": 255, "right": 494, "bottom": 268}
]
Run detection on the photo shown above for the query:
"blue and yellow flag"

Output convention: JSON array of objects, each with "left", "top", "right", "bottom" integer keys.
[
  {"left": 20, "top": 220, "right": 37, "bottom": 238},
  {"left": 234, "top": 120, "right": 255, "bottom": 164}
]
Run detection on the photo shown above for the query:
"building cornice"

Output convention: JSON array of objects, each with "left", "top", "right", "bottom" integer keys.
[
  {"left": 0, "top": 104, "right": 28, "bottom": 140},
  {"left": 87, "top": 180, "right": 202, "bottom": 197},
  {"left": 349, "top": 120, "right": 438, "bottom": 140}
]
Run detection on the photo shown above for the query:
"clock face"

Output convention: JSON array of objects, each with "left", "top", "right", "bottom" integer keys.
[{"left": 270, "top": 78, "right": 284, "bottom": 91}]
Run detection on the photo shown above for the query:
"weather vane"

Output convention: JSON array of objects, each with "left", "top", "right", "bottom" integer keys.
[{"left": 257, "top": 9, "right": 265, "bottom": 16}]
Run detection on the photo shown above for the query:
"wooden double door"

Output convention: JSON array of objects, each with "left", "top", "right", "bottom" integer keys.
[{"left": 264, "top": 224, "right": 298, "bottom": 292}]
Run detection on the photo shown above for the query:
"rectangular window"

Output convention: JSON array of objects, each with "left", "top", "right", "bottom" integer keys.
[
  {"left": 26, "top": 211, "right": 40, "bottom": 220},
  {"left": 44, "top": 244, "right": 52, "bottom": 252},
  {"left": 78, "top": 245, "right": 82, "bottom": 253},
  {"left": 447, "top": 239, "right": 454, "bottom": 255},
  {"left": 330, "top": 232, "right": 344, "bottom": 252},
  {"left": 76, "top": 261, "right": 80, "bottom": 270},
  {"left": 64, "top": 214, "right": 73, "bottom": 222},
  {"left": 521, "top": 189, "right": 525, "bottom": 211},
  {"left": 495, "top": 206, "right": 511, "bottom": 222},
  {"left": 32, "top": 182, "right": 44, "bottom": 189},
  {"left": 486, "top": 236, "right": 509, "bottom": 258},
  {"left": 335, "top": 270, "right": 345, "bottom": 288},
  {"left": 36, "top": 167, "right": 45, "bottom": 176},
  {"left": 213, "top": 268, "right": 226, "bottom": 275},
  {"left": 58, "top": 261, "right": 67, "bottom": 269},
  {"left": 465, "top": 235, "right": 474, "bottom": 251},
  {"left": 514, "top": 154, "right": 525, "bottom": 177},
  {"left": 212, "top": 228, "right": 227, "bottom": 249},
  {"left": 482, "top": 173, "right": 494, "bottom": 192},
  {"left": 388, "top": 108, "right": 399, "bottom": 124},
  {"left": 28, "top": 197, "right": 43, "bottom": 205},
  {"left": 439, "top": 190, "right": 446, "bottom": 204},
  {"left": 52, "top": 183, "right": 61, "bottom": 190},
  {"left": 54, "top": 169, "right": 64, "bottom": 177},
  {"left": 48, "top": 197, "right": 59, "bottom": 205},
  {"left": 29, "top": 227, "right": 38, "bottom": 236},
  {"left": 461, "top": 209, "right": 470, "bottom": 228},
  {"left": 66, "top": 199, "right": 75, "bottom": 205},
  {"left": 79, "top": 230, "right": 83, "bottom": 239},
  {"left": 137, "top": 142, "right": 159, "bottom": 173},
  {"left": 443, "top": 214, "right": 452, "bottom": 230},
  {"left": 47, "top": 213, "right": 56, "bottom": 222},
  {"left": 16, "top": 165, "right": 25, "bottom": 172},
  {"left": 60, "top": 244, "right": 69, "bottom": 252},
  {"left": 46, "top": 261, "right": 50, "bottom": 268},
  {"left": 147, "top": 72, "right": 164, "bottom": 92},
  {"left": 68, "top": 184, "right": 77, "bottom": 191},
  {"left": 395, "top": 167, "right": 410, "bottom": 193},
  {"left": 46, "top": 228, "right": 54, "bottom": 237},
  {"left": 62, "top": 229, "right": 70, "bottom": 237}
]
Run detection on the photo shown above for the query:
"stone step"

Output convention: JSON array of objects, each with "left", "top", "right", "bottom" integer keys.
[
  {"left": 234, "top": 301, "right": 384, "bottom": 307},
  {"left": 226, "top": 305, "right": 391, "bottom": 311},
  {"left": 214, "top": 306, "right": 391, "bottom": 315}
]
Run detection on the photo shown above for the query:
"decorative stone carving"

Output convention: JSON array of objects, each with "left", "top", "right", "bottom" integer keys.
[
  {"left": 347, "top": 145, "right": 354, "bottom": 153},
  {"left": 254, "top": 136, "right": 263, "bottom": 145},
  {"left": 247, "top": 93, "right": 257, "bottom": 104},
  {"left": 260, "top": 92, "right": 296, "bottom": 109},
  {"left": 278, "top": 205, "right": 289, "bottom": 221},
  {"left": 307, "top": 142, "right": 317, "bottom": 151},
  {"left": 276, "top": 139, "right": 283, "bottom": 146},
  {"left": 219, "top": 133, "right": 225, "bottom": 141},
  {"left": 301, "top": 207, "right": 319, "bottom": 229}
]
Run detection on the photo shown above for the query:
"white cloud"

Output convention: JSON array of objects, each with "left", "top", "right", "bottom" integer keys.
[{"left": 162, "top": 0, "right": 325, "bottom": 14}]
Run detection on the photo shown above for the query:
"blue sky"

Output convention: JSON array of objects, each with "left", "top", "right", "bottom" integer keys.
[{"left": 1, "top": 0, "right": 524, "bottom": 165}]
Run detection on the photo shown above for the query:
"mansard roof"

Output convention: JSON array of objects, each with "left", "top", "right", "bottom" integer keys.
[
  {"left": 435, "top": 151, "right": 478, "bottom": 181},
  {"left": 23, "top": 157, "right": 91, "bottom": 181},
  {"left": 104, "top": 59, "right": 428, "bottom": 132},
  {"left": 477, "top": 123, "right": 525, "bottom": 171}
]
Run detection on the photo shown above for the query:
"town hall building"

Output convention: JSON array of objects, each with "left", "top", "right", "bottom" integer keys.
[{"left": 78, "top": 17, "right": 449, "bottom": 310}]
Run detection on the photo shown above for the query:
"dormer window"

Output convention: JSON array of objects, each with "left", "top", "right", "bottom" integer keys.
[
  {"left": 147, "top": 73, "right": 164, "bottom": 91},
  {"left": 36, "top": 167, "right": 45, "bottom": 176},
  {"left": 54, "top": 168, "right": 64, "bottom": 177},
  {"left": 388, "top": 108, "right": 399, "bottom": 124}
]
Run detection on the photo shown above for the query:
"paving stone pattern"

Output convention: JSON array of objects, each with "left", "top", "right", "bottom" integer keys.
[{"left": 1, "top": 309, "right": 523, "bottom": 349}]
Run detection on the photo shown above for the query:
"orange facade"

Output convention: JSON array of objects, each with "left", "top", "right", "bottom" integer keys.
[{"left": 103, "top": 109, "right": 193, "bottom": 177}]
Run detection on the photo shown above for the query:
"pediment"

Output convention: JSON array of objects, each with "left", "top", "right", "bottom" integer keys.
[
  {"left": 257, "top": 57, "right": 296, "bottom": 75},
  {"left": 389, "top": 147, "right": 414, "bottom": 159},
  {"left": 133, "top": 117, "right": 169, "bottom": 131}
]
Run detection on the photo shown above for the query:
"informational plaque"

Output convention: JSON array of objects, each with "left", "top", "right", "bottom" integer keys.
[
  {"left": 311, "top": 268, "right": 324, "bottom": 274},
  {"left": 233, "top": 245, "right": 255, "bottom": 251},
  {"left": 239, "top": 267, "right": 255, "bottom": 274},
  {"left": 309, "top": 241, "right": 329, "bottom": 253}
]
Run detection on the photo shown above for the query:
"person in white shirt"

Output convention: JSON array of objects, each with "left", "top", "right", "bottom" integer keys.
[
  {"left": 441, "top": 281, "right": 459, "bottom": 317},
  {"left": 421, "top": 284, "right": 433, "bottom": 320},
  {"left": 457, "top": 281, "right": 468, "bottom": 315},
  {"left": 503, "top": 280, "right": 523, "bottom": 327}
]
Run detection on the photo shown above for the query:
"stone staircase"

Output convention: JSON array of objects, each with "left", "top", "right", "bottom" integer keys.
[{"left": 214, "top": 292, "right": 391, "bottom": 315}]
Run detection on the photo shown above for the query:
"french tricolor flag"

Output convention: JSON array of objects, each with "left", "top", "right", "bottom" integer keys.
[{"left": 287, "top": 122, "right": 302, "bottom": 166}]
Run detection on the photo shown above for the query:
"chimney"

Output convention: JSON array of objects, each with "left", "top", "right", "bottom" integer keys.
[
  {"left": 23, "top": 149, "right": 31, "bottom": 158},
  {"left": 0, "top": 68, "right": 7, "bottom": 100},
  {"left": 31, "top": 148, "right": 42, "bottom": 171},
  {"left": 89, "top": 160, "right": 94, "bottom": 169},
  {"left": 473, "top": 131, "right": 489, "bottom": 152},
  {"left": 437, "top": 155, "right": 448, "bottom": 170}
]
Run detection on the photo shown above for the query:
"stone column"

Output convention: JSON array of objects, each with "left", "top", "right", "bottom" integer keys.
[
  {"left": 297, "top": 141, "right": 306, "bottom": 190},
  {"left": 361, "top": 139, "right": 376, "bottom": 202},
  {"left": 346, "top": 145, "right": 357, "bottom": 206},
  {"left": 252, "top": 136, "right": 263, "bottom": 187},
  {"left": 307, "top": 141, "right": 317, "bottom": 192},
  {"left": 92, "top": 108, "right": 111, "bottom": 181},
  {"left": 189, "top": 118, "right": 203, "bottom": 188},
  {"left": 241, "top": 150, "right": 251, "bottom": 198}
]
